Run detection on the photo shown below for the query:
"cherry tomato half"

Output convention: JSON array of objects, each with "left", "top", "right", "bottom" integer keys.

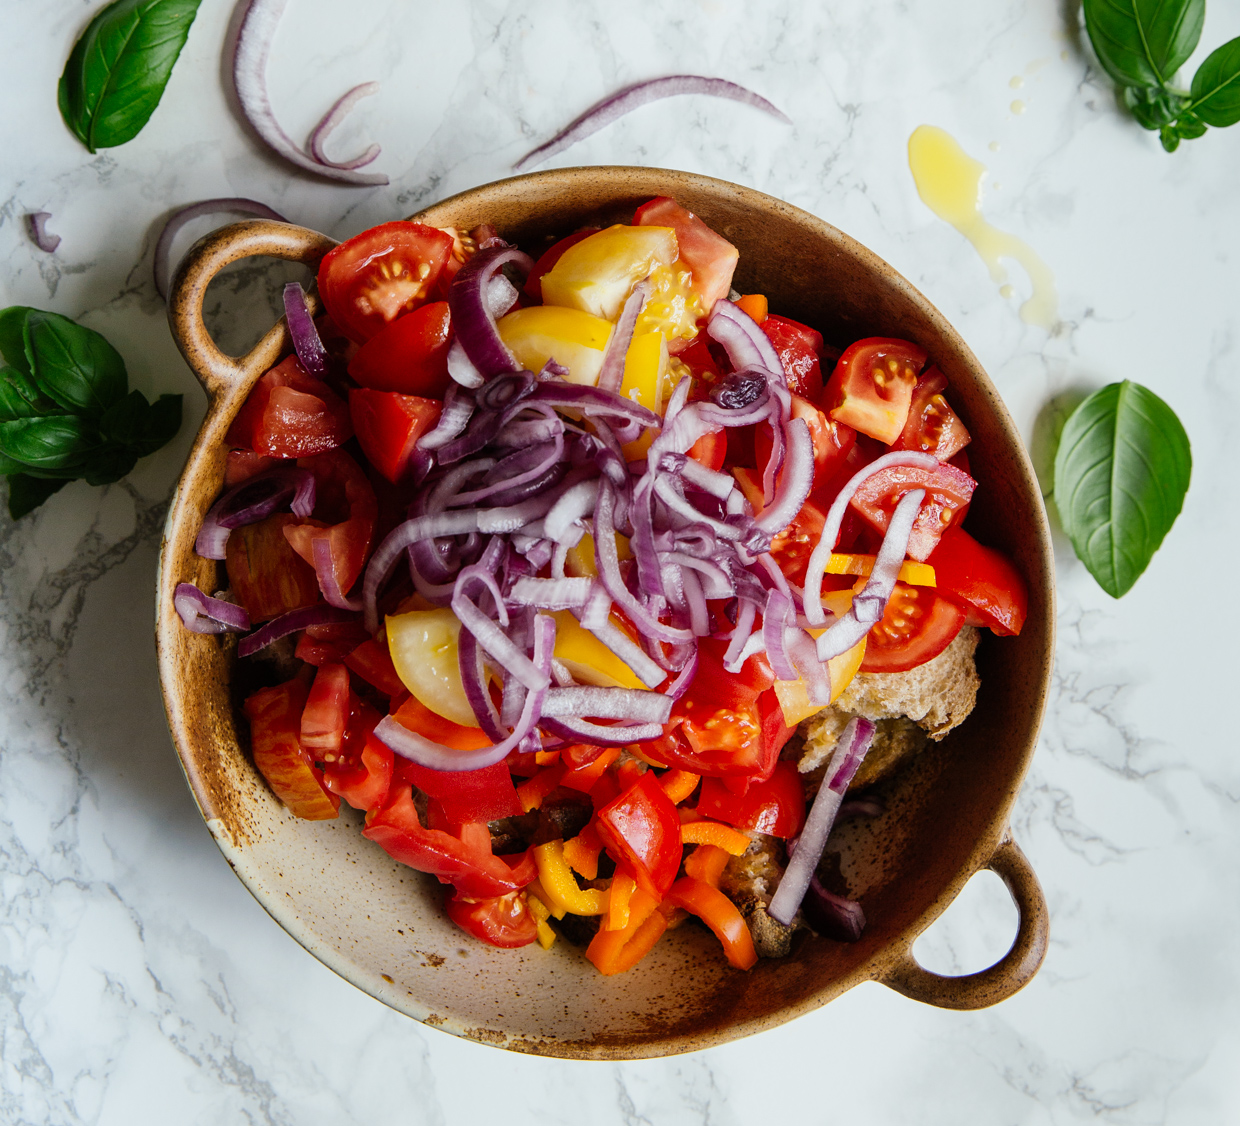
[
  {"left": 446, "top": 890, "right": 539, "bottom": 948},
  {"left": 849, "top": 461, "right": 976, "bottom": 562},
  {"left": 925, "top": 527, "right": 1028, "bottom": 635},
  {"left": 824, "top": 337, "right": 927, "bottom": 445},
  {"left": 892, "top": 367, "right": 971, "bottom": 462},
  {"left": 859, "top": 582, "right": 965, "bottom": 673},
  {"left": 633, "top": 196, "right": 739, "bottom": 312},
  {"left": 347, "top": 300, "right": 453, "bottom": 398},
  {"left": 761, "top": 314, "right": 825, "bottom": 399}
]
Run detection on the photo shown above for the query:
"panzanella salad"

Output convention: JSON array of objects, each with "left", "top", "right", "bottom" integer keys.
[{"left": 175, "top": 200, "right": 1028, "bottom": 971}]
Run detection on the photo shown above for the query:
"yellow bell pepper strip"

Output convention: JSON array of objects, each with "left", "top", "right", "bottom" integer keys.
[
  {"left": 532, "top": 840, "right": 607, "bottom": 916},
  {"left": 551, "top": 610, "right": 645, "bottom": 689},
  {"left": 628, "top": 743, "right": 670, "bottom": 769},
  {"left": 564, "top": 530, "right": 632, "bottom": 578},
  {"left": 680, "top": 820, "right": 751, "bottom": 855},
  {"left": 525, "top": 878, "right": 564, "bottom": 920},
  {"left": 659, "top": 769, "right": 701, "bottom": 805},
  {"left": 525, "top": 892, "right": 557, "bottom": 949},
  {"left": 683, "top": 843, "right": 731, "bottom": 888},
  {"left": 826, "top": 552, "right": 936, "bottom": 587},
  {"left": 605, "top": 871, "right": 638, "bottom": 931},
  {"left": 559, "top": 746, "right": 621, "bottom": 793},
  {"left": 665, "top": 877, "right": 758, "bottom": 970},
  {"left": 516, "top": 763, "right": 566, "bottom": 813},
  {"left": 562, "top": 822, "right": 603, "bottom": 880},
  {"left": 585, "top": 888, "right": 667, "bottom": 975},
  {"left": 734, "top": 293, "right": 768, "bottom": 323}
]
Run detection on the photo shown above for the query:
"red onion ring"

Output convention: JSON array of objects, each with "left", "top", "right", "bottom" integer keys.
[
  {"left": 541, "top": 687, "right": 672, "bottom": 723},
  {"left": 26, "top": 212, "right": 60, "bottom": 253},
  {"left": 236, "top": 604, "right": 358, "bottom": 657},
  {"left": 312, "top": 538, "right": 363, "bottom": 611},
  {"left": 154, "top": 198, "right": 288, "bottom": 299},
  {"left": 707, "top": 299, "right": 785, "bottom": 382},
  {"left": 447, "top": 245, "right": 534, "bottom": 380},
  {"left": 194, "top": 467, "right": 315, "bottom": 559},
  {"left": 803, "top": 876, "right": 866, "bottom": 942},
  {"left": 514, "top": 75, "right": 790, "bottom": 171},
  {"left": 282, "top": 282, "right": 329, "bottom": 379},
  {"left": 754, "top": 416, "right": 813, "bottom": 536},
  {"left": 307, "top": 82, "right": 382, "bottom": 170},
  {"left": 538, "top": 716, "right": 666, "bottom": 746},
  {"left": 174, "top": 584, "right": 251, "bottom": 634},
  {"left": 596, "top": 280, "right": 649, "bottom": 393}
]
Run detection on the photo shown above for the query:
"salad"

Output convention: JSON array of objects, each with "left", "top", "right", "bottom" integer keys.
[{"left": 173, "top": 198, "right": 1028, "bottom": 973}]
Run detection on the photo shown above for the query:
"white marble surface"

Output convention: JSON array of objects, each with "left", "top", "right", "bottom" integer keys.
[{"left": 2, "top": 0, "right": 1239, "bottom": 1120}]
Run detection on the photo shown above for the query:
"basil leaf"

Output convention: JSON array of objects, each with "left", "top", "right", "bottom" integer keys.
[
  {"left": 6, "top": 475, "right": 70, "bottom": 520},
  {"left": 0, "top": 307, "right": 35, "bottom": 377},
  {"left": 83, "top": 445, "right": 139, "bottom": 487},
  {"left": 1189, "top": 36, "right": 1240, "bottom": 126},
  {"left": 99, "top": 389, "right": 182, "bottom": 457},
  {"left": 0, "top": 416, "right": 98, "bottom": 471},
  {"left": 0, "top": 366, "right": 61, "bottom": 422},
  {"left": 1053, "top": 381, "right": 1191, "bottom": 598},
  {"left": 1082, "top": 0, "right": 1204, "bottom": 89},
  {"left": 1122, "top": 84, "right": 1188, "bottom": 129},
  {"left": 58, "top": 0, "right": 202, "bottom": 153},
  {"left": 23, "top": 310, "right": 128, "bottom": 415}
]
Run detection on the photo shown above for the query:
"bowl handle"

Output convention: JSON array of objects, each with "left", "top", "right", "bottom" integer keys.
[
  {"left": 166, "top": 219, "right": 338, "bottom": 403},
  {"left": 880, "top": 835, "right": 1049, "bottom": 1010}
]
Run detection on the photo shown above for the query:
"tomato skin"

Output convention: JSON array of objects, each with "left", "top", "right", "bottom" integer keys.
[
  {"left": 732, "top": 466, "right": 827, "bottom": 586},
  {"left": 523, "top": 229, "right": 598, "bottom": 300},
  {"left": 687, "top": 428, "right": 726, "bottom": 472},
  {"left": 859, "top": 582, "right": 965, "bottom": 673},
  {"left": 594, "top": 772, "right": 683, "bottom": 901},
  {"left": 849, "top": 462, "right": 977, "bottom": 562},
  {"left": 633, "top": 196, "right": 739, "bottom": 312},
  {"left": 446, "top": 889, "right": 538, "bottom": 948},
  {"left": 926, "top": 527, "right": 1028, "bottom": 635},
  {"left": 696, "top": 760, "right": 806, "bottom": 837},
  {"left": 390, "top": 692, "right": 491, "bottom": 751},
  {"left": 226, "top": 356, "right": 353, "bottom": 458},
  {"left": 395, "top": 758, "right": 523, "bottom": 831},
  {"left": 322, "top": 704, "right": 390, "bottom": 812},
  {"left": 343, "top": 638, "right": 406, "bottom": 697},
  {"left": 892, "top": 367, "right": 971, "bottom": 462},
  {"left": 225, "top": 512, "right": 321, "bottom": 622},
  {"left": 300, "top": 663, "right": 352, "bottom": 755},
  {"left": 349, "top": 388, "right": 442, "bottom": 484},
  {"left": 225, "top": 449, "right": 277, "bottom": 485},
  {"left": 824, "top": 338, "right": 927, "bottom": 444},
  {"left": 244, "top": 677, "right": 340, "bottom": 820},
  {"left": 347, "top": 301, "right": 453, "bottom": 398},
  {"left": 754, "top": 393, "right": 856, "bottom": 493},
  {"left": 318, "top": 222, "right": 456, "bottom": 344},
  {"left": 761, "top": 314, "right": 825, "bottom": 399}
]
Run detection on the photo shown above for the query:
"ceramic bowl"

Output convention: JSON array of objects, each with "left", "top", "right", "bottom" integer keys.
[{"left": 156, "top": 167, "right": 1053, "bottom": 1058}]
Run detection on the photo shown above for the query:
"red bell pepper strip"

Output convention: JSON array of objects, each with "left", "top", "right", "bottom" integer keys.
[
  {"left": 396, "top": 757, "right": 523, "bottom": 830},
  {"left": 594, "top": 772, "right": 683, "bottom": 901}
]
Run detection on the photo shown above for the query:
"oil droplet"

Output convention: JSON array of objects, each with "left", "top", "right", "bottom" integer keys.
[
  {"left": 1000, "top": 284, "right": 1015, "bottom": 299},
  {"left": 989, "top": 141, "right": 1001, "bottom": 152},
  {"left": 1009, "top": 75, "right": 1024, "bottom": 89},
  {"left": 1010, "top": 99, "right": 1027, "bottom": 115},
  {"left": 1060, "top": 48, "right": 1070, "bottom": 62},
  {"left": 1025, "top": 57, "right": 1050, "bottom": 75},
  {"left": 907, "top": 124, "right": 1058, "bottom": 329}
]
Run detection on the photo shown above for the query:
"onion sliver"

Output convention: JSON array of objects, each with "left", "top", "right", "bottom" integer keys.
[
  {"left": 307, "top": 81, "right": 382, "bottom": 170},
  {"left": 596, "top": 280, "right": 649, "bottom": 393},
  {"left": 174, "top": 584, "right": 250, "bottom": 634},
  {"left": 236, "top": 604, "right": 358, "bottom": 657},
  {"left": 26, "top": 212, "right": 60, "bottom": 253},
  {"left": 541, "top": 687, "right": 672, "bottom": 723},
  {"left": 312, "top": 538, "right": 362, "bottom": 611},
  {"left": 707, "top": 299, "right": 785, "bottom": 382},
  {"left": 282, "top": 282, "right": 329, "bottom": 379},
  {"left": 154, "top": 198, "right": 287, "bottom": 299},
  {"left": 754, "top": 416, "right": 814, "bottom": 536},
  {"left": 447, "top": 245, "right": 534, "bottom": 379},
  {"left": 195, "top": 467, "right": 315, "bottom": 559},
  {"left": 768, "top": 716, "right": 876, "bottom": 926}
]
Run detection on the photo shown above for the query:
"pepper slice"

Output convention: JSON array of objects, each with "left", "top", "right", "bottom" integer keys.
[{"left": 594, "top": 772, "right": 683, "bottom": 901}]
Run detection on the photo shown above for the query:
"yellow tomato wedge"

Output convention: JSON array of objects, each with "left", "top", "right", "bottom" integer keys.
[
  {"left": 772, "top": 637, "right": 868, "bottom": 727},
  {"left": 541, "top": 225, "right": 679, "bottom": 320},
  {"left": 619, "top": 330, "right": 671, "bottom": 459},
  {"left": 385, "top": 607, "right": 479, "bottom": 727},
  {"left": 565, "top": 531, "right": 632, "bottom": 577},
  {"left": 827, "top": 552, "right": 936, "bottom": 586},
  {"left": 496, "top": 305, "right": 612, "bottom": 385},
  {"left": 551, "top": 610, "right": 644, "bottom": 690}
]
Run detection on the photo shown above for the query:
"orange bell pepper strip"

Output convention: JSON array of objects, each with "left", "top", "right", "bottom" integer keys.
[
  {"left": 585, "top": 888, "right": 667, "bottom": 975},
  {"left": 680, "top": 820, "right": 751, "bottom": 855},
  {"left": 516, "top": 763, "right": 566, "bottom": 812},
  {"left": 616, "top": 757, "right": 646, "bottom": 789},
  {"left": 665, "top": 877, "right": 758, "bottom": 970},
  {"left": 560, "top": 747, "right": 620, "bottom": 793},
  {"left": 659, "top": 769, "right": 701, "bottom": 805},
  {"left": 605, "top": 871, "right": 638, "bottom": 931},
  {"left": 734, "top": 293, "right": 768, "bottom": 323},
  {"left": 562, "top": 822, "right": 604, "bottom": 880},
  {"left": 683, "top": 843, "right": 731, "bottom": 888}
]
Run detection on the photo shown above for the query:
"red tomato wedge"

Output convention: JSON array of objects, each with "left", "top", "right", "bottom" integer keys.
[
  {"left": 824, "top": 338, "right": 927, "bottom": 444},
  {"left": 300, "top": 663, "right": 352, "bottom": 755},
  {"left": 687, "top": 428, "right": 727, "bottom": 471},
  {"left": 860, "top": 582, "right": 965, "bottom": 672},
  {"left": 892, "top": 367, "right": 971, "bottom": 462},
  {"left": 225, "top": 512, "right": 321, "bottom": 622},
  {"left": 321, "top": 704, "right": 389, "bottom": 811},
  {"left": 317, "top": 222, "right": 456, "bottom": 344},
  {"left": 926, "top": 527, "right": 1028, "bottom": 635},
  {"left": 524, "top": 228, "right": 598, "bottom": 300},
  {"left": 225, "top": 356, "right": 352, "bottom": 458},
  {"left": 754, "top": 393, "right": 856, "bottom": 493},
  {"left": 594, "top": 772, "right": 683, "bottom": 901},
  {"left": 349, "top": 389, "right": 442, "bottom": 484},
  {"left": 849, "top": 461, "right": 976, "bottom": 561},
  {"left": 732, "top": 466, "right": 828, "bottom": 586},
  {"left": 696, "top": 760, "right": 806, "bottom": 838},
  {"left": 244, "top": 677, "right": 340, "bottom": 820},
  {"left": 446, "top": 889, "right": 538, "bottom": 948},
  {"left": 633, "top": 196, "right": 739, "bottom": 311},
  {"left": 343, "top": 638, "right": 406, "bottom": 697},
  {"left": 761, "top": 314, "right": 825, "bottom": 399},
  {"left": 396, "top": 758, "right": 523, "bottom": 830},
  {"left": 347, "top": 301, "right": 453, "bottom": 398}
]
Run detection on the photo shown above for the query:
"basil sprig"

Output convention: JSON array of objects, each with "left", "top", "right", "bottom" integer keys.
[
  {"left": 0, "top": 306, "right": 183, "bottom": 519},
  {"left": 1083, "top": 0, "right": 1240, "bottom": 151},
  {"left": 58, "top": 0, "right": 202, "bottom": 153},
  {"left": 1053, "top": 381, "right": 1191, "bottom": 598}
]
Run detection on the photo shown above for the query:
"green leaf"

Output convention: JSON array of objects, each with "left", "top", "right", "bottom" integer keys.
[
  {"left": 83, "top": 445, "right": 139, "bottom": 487},
  {"left": 135, "top": 392, "right": 182, "bottom": 456},
  {"left": 6, "top": 475, "right": 70, "bottom": 520},
  {"left": 0, "top": 365, "right": 62, "bottom": 422},
  {"left": 1082, "top": 0, "right": 1204, "bottom": 89},
  {"left": 99, "top": 389, "right": 182, "bottom": 458},
  {"left": 0, "top": 416, "right": 98, "bottom": 471},
  {"left": 57, "top": 0, "right": 202, "bottom": 152},
  {"left": 1189, "top": 35, "right": 1240, "bottom": 126},
  {"left": 1122, "top": 84, "right": 1188, "bottom": 128},
  {"left": 23, "top": 309, "right": 128, "bottom": 415},
  {"left": 0, "top": 307, "right": 35, "bottom": 377},
  {"left": 1053, "top": 381, "right": 1191, "bottom": 598}
]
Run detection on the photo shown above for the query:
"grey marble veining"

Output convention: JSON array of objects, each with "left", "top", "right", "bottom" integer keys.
[{"left": 3, "top": 0, "right": 1239, "bottom": 1121}]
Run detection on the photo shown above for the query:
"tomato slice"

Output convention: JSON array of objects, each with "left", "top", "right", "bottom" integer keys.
[
  {"left": 225, "top": 512, "right": 321, "bottom": 622},
  {"left": 317, "top": 221, "right": 456, "bottom": 344},
  {"left": 225, "top": 356, "right": 352, "bottom": 458},
  {"left": 754, "top": 393, "right": 856, "bottom": 493},
  {"left": 321, "top": 704, "right": 390, "bottom": 811},
  {"left": 343, "top": 638, "right": 406, "bottom": 697},
  {"left": 823, "top": 338, "right": 927, "bottom": 444},
  {"left": 633, "top": 196, "right": 739, "bottom": 312},
  {"left": 395, "top": 758, "right": 522, "bottom": 830},
  {"left": 594, "top": 772, "right": 683, "bottom": 901},
  {"left": 925, "top": 527, "right": 1028, "bottom": 635},
  {"left": 687, "top": 428, "right": 726, "bottom": 471},
  {"left": 349, "top": 389, "right": 442, "bottom": 484},
  {"left": 761, "top": 314, "right": 825, "bottom": 399},
  {"left": 849, "top": 462, "right": 976, "bottom": 561},
  {"left": 390, "top": 692, "right": 491, "bottom": 751},
  {"left": 892, "top": 367, "right": 971, "bottom": 462},
  {"left": 732, "top": 466, "right": 827, "bottom": 585},
  {"left": 523, "top": 228, "right": 599, "bottom": 300},
  {"left": 300, "top": 662, "right": 352, "bottom": 755},
  {"left": 696, "top": 760, "right": 806, "bottom": 837},
  {"left": 347, "top": 301, "right": 453, "bottom": 398},
  {"left": 859, "top": 582, "right": 965, "bottom": 672},
  {"left": 244, "top": 677, "right": 340, "bottom": 820},
  {"left": 446, "top": 889, "right": 539, "bottom": 948},
  {"left": 224, "top": 449, "right": 277, "bottom": 485}
]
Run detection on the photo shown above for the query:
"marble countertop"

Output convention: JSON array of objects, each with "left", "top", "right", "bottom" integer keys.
[{"left": 3, "top": 0, "right": 1238, "bottom": 1121}]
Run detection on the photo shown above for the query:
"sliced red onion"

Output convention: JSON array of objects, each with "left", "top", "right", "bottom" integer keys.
[
  {"left": 680, "top": 457, "right": 736, "bottom": 501},
  {"left": 662, "top": 646, "right": 700, "bottom": 701},
  {"left": 508, "top": 576, "right": 593, "bottom": 609},
  {"left": 754, "top": 416, "right": 813, "bottom": 536},
  {"left": 839, "top": 796, "right": 886, "bottom": 820},
  {"left": 487, "top": 273, "right": 520, "bottom": 318},
  {"left": 236, "top": 604, "right": 358, "bottom": 657},
  {"left": 769, "top": 716, "right": 876, "bottom": 926},
  {"left": 231, "top": 0, "right": 387, "bottom": 186},
  {"left": 529, "top": 381, "right": 660, "bottom": 433},
  {"left": 312, "top": 538, "right": 362, "bottom": 611},
  {"left": 194, "top": 467, "right": 315, "bottom": 559},
  {"left": 680, "top": 566, "right": 710, "bottom": 637},
  {"left": 543, "top": 478, "right": 600, "bottom": 544},
  {"left": 788, "top": 626, "right": 833, "bottom": 705},
  {"left": 721, "top": 598, "right": 758, "bottom": 673},
  {"left": 666, "top": 553, "right": 733, "bottom": 600},
  {"left": 802, "top": 451, "right": 938, "bottom": 627},
  {"left": 538, "top": 716, "right": 665, "bottom": 746},
  {"left": 572, "top": 613, "right": 666, "bottom": 689},
  {"left": 418, "top": 386, "right": 476, "bottom": 451},
  {"left": 707, "top": 299, "right": 785, "bottom": 382},
  {"left": 447, "top": 245, "right": 533, "bottom": 380},
  {"left": 803, "top": 877, "right": 866, "bottom": 942},
  {"left": 374, "top": 614, "right": 555, "bottom": 772},
  {"left": 154, "top": 198, "right": 288, "bottom": 298},
  {"left": 26, "top": 212, "right": 60, "bottom": 253},
  {"left": 596, "top": 280, "right": 649, "bottom": 393},
  {"left": 458, "top": 627, "right": 506, "bottom": 743},
  {"left": 446, "top": 339, "right": 485, "bottom": 390},
  {"left": 453, "top": 434, "right": 564, "bottom": 506},
  {"left": 174, "top": 583, "right": 251, "bottom": 634},
  {"left": 282, "top": 282, "right": 329, "bottom": 379},
  {"left": 541, "top": 687, "right": 672, "bottom": 724},
  {"left": 307, "top": 82, "right": 382, "bottom": 170},
  {"left": 762, "top": 589, "right": 798, "bottom": 682},
  {"left": 654, "top": 474, "right": 745, "bottom": 542},
  {"left": 514, "top": 75, "right": 790, "bottom": 171},
  {"left": 452, "top": 587, "right": 548, "bottom": 692}
]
